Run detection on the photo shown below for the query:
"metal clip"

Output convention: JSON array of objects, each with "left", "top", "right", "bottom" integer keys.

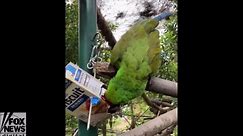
[{"left": 87, "top": 33, "right": 103, "bottom": 70}]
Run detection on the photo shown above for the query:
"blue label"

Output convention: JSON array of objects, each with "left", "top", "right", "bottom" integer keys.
[
  {"left": 66, "top": 64, "right": 77, "bottom": 76},
  {"left": 74, "top": 69, "right": 82, "bottom": 82},
  {"left": 91, "top": 97, "right": 101, "bottom": 106},
  {"left": 67, "top": 94, "right": 89, "bottom": 112}
]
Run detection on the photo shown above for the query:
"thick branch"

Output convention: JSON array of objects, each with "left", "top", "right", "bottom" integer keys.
[
  {"left": 151, "top": 99, "right": 173, "bottom": 107},
  {"left": 160, "top": 124, "right": 177, "bottom": 136},
  {"left": 101, "top": 121, "right": 107, "bottom": 136},
  {"left": 93, "top": 62, "right": 117, "bottom": 78},
  {"left": 142, "top": 93, "right": 166, "bottom": 114},
  {"left": 147, "top": 77, "right": 177, "bottom": 97},
  {"left": 119, "top": 108, "right": 177, "bottom": 136},
  {"left": 161, "top": 98, "right": 173, "bottom": 103},
  {"left": 130, "top": 103, "right": 136, "bottom": 129},
  {"left": 97, "top": 7, "right": 117, "bottom": 48}
]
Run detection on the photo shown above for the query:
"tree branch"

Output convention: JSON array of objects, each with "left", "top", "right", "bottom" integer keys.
[
  {"left": 161, "top": 97, "right": 173, "bottom": 103},
  {"left": 130, "top": 103, "right": 136, "bottom": 129},
  {"left": 160, "top": 124, "right": 177, "bottom": 136},
  {"left": 119, "top": 108, "right": 177, "bottom": 136},
  {"left": 134, "top": 107, "right": 150, "bottom": 122},
  {"left": 97, "top": 7, "right": 117, "bottom": 48},
  {"left": 146, "top": 77, "right": 177, "bottom": 97},
  {"left": 123, "top": 114, "right": 151, "bottom": 118},
  {"left": 141, "top": 93, "right": 167, "bottom": 114},
  {"left": 101, "top": 121, "right": 107, "bottom": 136},
  {"left": 151, "top": 99, "right": 173, "bottom": 107},
  {"left": 93, "top": 62, "right": 117, "bottom": 78}
]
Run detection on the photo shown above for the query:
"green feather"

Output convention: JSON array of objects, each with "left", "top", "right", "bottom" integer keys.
[{"left": 105, "top": 19, "right": 161, "bottom": 105}]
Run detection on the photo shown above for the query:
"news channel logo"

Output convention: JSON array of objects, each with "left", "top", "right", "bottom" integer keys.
[{"left": 0, "top": 112, "right": 26, "bottom": 136}]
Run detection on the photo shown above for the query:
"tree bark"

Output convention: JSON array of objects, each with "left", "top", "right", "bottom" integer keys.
[
  {"left": 97, "top": 7, "right": 117, "bottom": 48},
  {"left": 151, "top": 100, "right": 173, "bottom": 107},
  {"left": 119, "top": 108, "right": 177, "bottom": 136},
  {"left": 130, "top": 103, "right": 136, "bottom": 129},
  {"left": 160, "top": 124, "right": 177, "bottom": 136},
  {"left": 101, "top": 121, "right": 107, "bottom": 136},
  {"left": 142, "top": 93, "right": 167, "bottom": 114},
  {"left": 147, "top": 77, "right": 177, "bottom": 97}
]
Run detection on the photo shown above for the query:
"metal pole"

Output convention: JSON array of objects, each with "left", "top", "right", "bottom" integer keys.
[{"left": 78, "top": 0, "right": 98, "bottom": 135}]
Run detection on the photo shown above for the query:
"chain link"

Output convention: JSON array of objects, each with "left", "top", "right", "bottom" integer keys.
[{"left": 87, "top": 33, "right": 103, "bottom": 69}]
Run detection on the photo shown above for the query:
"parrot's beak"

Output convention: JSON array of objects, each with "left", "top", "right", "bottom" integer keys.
[{"left": 101, "top": 95, "right": 121, "bottom": 113}]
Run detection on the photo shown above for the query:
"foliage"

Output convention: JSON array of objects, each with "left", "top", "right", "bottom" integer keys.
[
  {"left": 66, "top": 113, "right": 78, "bottom": 136},
  {"left": 65, "top": 0, "right": 78, "bottom": 65},
  {"left": 172, "top": 126, "right": 178, "bottom": 136},
  {"left": 65, "top": 1, "right": 78, "bottom": 136},
  {"left": 107, "top": 21, "right": 119, "bottom": 31},
  {"left": 159, "top": 15, "right": 178, "bottom": 82}
]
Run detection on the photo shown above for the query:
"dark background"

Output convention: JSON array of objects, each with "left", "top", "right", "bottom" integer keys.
[{"left": 0, "top": 0, "right": 241, "bottom": 136}]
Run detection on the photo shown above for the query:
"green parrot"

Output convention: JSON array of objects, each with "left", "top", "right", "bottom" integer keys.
[{"left": 104, "top": 12, "right": 173, "bottom": 106}]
